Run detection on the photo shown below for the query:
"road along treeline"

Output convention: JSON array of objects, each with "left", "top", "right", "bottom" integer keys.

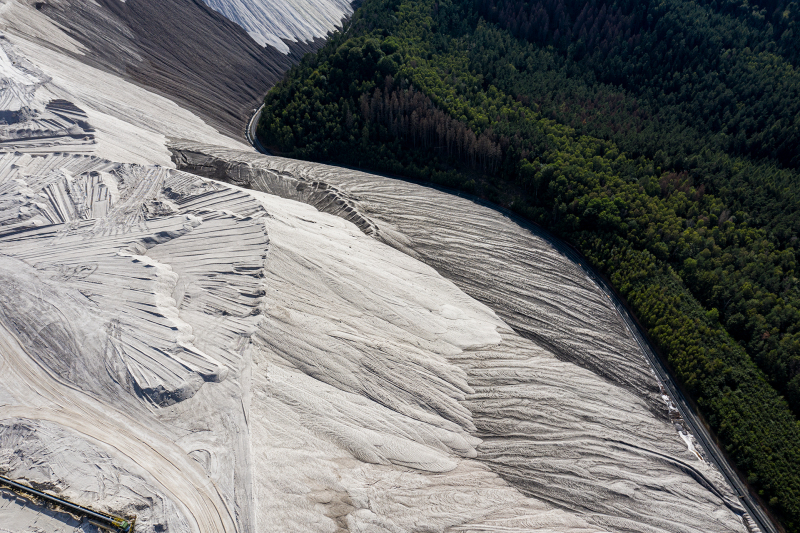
[{"left": 257, "top": 0, "right": 800, "bottom": 528}]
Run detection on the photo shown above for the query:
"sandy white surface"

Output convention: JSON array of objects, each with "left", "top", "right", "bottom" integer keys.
[
  {"left": 169, "top": 142, "right": 757, "bottom": 533},
  {"left": 201, "top": 0, "right": 353, "bottom": 53},
  {"left": 0, "top": 151, "right": 595, "bottom": 533},
  {"left": 0, "top": 145, "right": 751, "bottom": 533}
]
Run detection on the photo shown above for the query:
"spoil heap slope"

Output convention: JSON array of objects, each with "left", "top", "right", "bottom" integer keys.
[
  {"left": 0, "top": 0, "right": 291, "bottom": 137},
  {"left": 200, "top": 0, "right": 354, "bottom": 54},
  {"left": 0, "top": 3, "right": 769, "bottom": 529},
  {"left": 0, "top": 21, "right": 250, "bottom": 166},
  {"left": 169, "top": 141, "right": 757, "bottom": 533},
  {"left": 0, "top": 148, "right": 715, "bottom": 533}
]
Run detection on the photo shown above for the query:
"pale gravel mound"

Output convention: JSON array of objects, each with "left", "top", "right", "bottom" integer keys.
[
  {"left": 0, "top": 0, "right": 308, "bottom": 137},
  {"left": 0, "top": 150, "right": 603, "bottom": 532},
  {"left": 169, "top": 144, "right": 664, "bottom": 403},
  {"left": 0, "top": 33, "right": 249, "bottom": 166},
  {"left": 0, "top": 37, "right": 96, "bottom": 155},
  {"left": 0, "top": 4, "right": 758, "bottom": 528},
  {"left": 0, "top": 153, "right": 259, "bottom": 533},
  {"left": 200, "top": 0, "right": 353, "bottom": 53},
  {"left": 169, "top": 141, "right": 753, "bottom": 533}
]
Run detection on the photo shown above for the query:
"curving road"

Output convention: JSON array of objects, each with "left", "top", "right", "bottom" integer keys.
[
  {"left": 243, "top": 106, "right": 779, "bottom": 533},
  {"left": 245, "top": 104, "right": 269, "bottom": 155}
]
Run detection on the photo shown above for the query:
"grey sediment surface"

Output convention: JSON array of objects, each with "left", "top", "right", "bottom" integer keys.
[{"left": 169, "top": 140, "right": 757, "bottom": 533}]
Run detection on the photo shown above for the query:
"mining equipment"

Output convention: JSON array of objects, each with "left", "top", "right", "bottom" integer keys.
[{"left": 0, "top": 474, "right": 135, "bottom": 532}]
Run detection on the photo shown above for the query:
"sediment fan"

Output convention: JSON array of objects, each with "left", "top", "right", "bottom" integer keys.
[{"left": 0, "top": 0, "right": 763, "bottom": 532}]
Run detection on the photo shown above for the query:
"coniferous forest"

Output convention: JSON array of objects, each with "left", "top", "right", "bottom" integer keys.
[{"left": 257, "top": 0, "right": 800, "bottom": 529}]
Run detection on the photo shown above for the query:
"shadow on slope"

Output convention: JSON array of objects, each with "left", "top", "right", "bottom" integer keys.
[{"left": 21, "top": 0, "right": 331, "bottom": 138}]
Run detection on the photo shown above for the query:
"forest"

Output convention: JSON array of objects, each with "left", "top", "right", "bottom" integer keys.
[{"left": 257, "top": 0, "right": 800, "bottom": 529}]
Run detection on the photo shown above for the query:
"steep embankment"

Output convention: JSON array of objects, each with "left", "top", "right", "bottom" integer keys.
[
  {"left": 0, "top": 30, "right": 249, "bottom": 165},
  {"left": 0, "top": 0, "right": 353, "bottom": 164},
  {"left": 1, "top": 0, "right": 291, "bottom": 137},
  {"left": 2, "top": 145, "right": 749, "bottom": 533},
  {"left": 0, "top": 0, "right": 354, "bottom": 140},
  {"left": 255, "top": 0, "right": 800, "bottom": 528}
]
